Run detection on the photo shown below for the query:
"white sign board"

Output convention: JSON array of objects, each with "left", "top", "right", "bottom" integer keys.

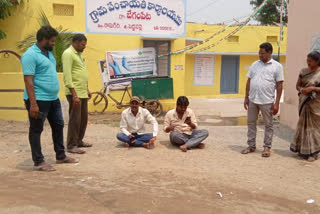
[
  {"left": 86, "top": 0, "right": 186, "bottom": 37},
  {"left": 193, "top": 55, "right": 215, "bottom": 86},
  {"left": 100, "top": 47, "right": 157, "bottom": 89}
]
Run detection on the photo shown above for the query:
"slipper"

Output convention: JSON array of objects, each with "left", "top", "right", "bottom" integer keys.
[
  {"left": 67, "top": 147, "right": 86, "bottom": 154},
  {"left": 56, "top": 156, "right": 79, "bottom": 164},
  {"left": 241, "top": 146, "right": 256, "bottom": 154},
  {"left": 262, "top": 148, "right": 271, "bottom": 157},
  {"left": 33, "top": 164, "right": 56, "bottom": 172},
  {"left": 78, "top": 142, "right": 93, "bottom": 148}
]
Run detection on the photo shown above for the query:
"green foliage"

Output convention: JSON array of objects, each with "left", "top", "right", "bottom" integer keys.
[
  {"left": 17, "top": 9, "right": 74, "bottom": 72},
  {"left": 0, "top": 0, "right": 23, "bottom": 39},
  {"left": 250, "top": 0, "right": 288, "bottom": 25}
]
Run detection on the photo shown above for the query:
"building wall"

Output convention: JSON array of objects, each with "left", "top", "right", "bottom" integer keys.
[
  {"left": 185, "top": 54, "right": 286, "bottom": 98},
  {"left": 0, "top": 0, "right": 287, "bottom": 121},
  {"left": 280, "top": 0, "right": 320, "bottom": 129}
]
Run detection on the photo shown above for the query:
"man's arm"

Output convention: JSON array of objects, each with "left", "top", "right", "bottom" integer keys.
[
  {"left": 21, "top": 54, "right": 38, "bottom": 118},
  {"left": 120, "top": 112, "right": 131, "bottom": 136},
  {"left": 62, "top": 52, "right": 80, "bottom": 107},
  {"left": 24, "top": 75, "right": 38, "bottom": 118},
  {"left": 244, "top": 78, "right": 251, "bottom": 110},
  {"left": 164, "top": 112, "right": 174, "bottom": 133},
  {"left": 272, "top": 81, "right": 283, "bottom": 115}
]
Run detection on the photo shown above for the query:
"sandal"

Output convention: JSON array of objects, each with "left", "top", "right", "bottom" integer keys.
[
  {"left": 33, "top": 163, "right": 56, "bottom": 172},
  {"left": 262, "top": 148, "right": 271, "bottom": 157},
  {"left": 78, "top": 142, "right": 93, "bottom": 148},
  {"left": 241, "top": 146, "right": 256, "bottom": 154},
  {"left": 67, "top": 147, "right": 86, "bottom": 154},
  {"left": 56, "top": 156, "right": 79, "bottom": 164}
]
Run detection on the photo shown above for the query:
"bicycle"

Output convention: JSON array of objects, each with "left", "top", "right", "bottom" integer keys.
[{"left": 90, "top": 85, "right": 163, "bottom": 117}]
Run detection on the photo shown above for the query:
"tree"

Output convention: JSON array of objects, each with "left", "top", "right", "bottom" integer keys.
[
  {"left": 17, "top": 10, "right": 74, "bottom": 72},
  {"left": 0, "top": 0, "right": 23, "bottom": 39},
  {"left": 250, "top": 0, "right": 288, "bottom": 25}
]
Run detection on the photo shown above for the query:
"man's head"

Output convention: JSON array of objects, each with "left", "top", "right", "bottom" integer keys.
[
  {"left": 176, "top": 96, "right": 189, "bottom": 115},
  {"left": 36, "top": 25, "right": 59, "bottom": 51},
  {"left": 72, "top": 34, "right": 87, "bottom": 53},
  {"left": 259, "top": 42, "right": 273, "bottom": 63},
  {"left": 130, "top": 96, "right": 140, "bottom": 114}
]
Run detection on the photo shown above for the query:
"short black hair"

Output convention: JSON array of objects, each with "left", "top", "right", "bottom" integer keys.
[
  {"left": 307, "top": 51, "right": 320, "bottom": 64},
  {"left": 177, "top": 96, "right": 189, "bottom": 106},
  {"left": 36, "top": 25, "right": 59, "bottom": 42},
  {"left": 260, "top": 42, "right": 273, "bottom": 53},
  {"left": 72, "top": 34, "right": 87, "bottom": 42}
]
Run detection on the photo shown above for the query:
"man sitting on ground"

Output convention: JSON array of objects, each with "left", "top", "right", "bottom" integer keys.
[
  {"left": 164, "top": 96, "right": 209, "bottom": 152},
  {"left": 117, "top": 96, "right": 158, "bottom": 149}
]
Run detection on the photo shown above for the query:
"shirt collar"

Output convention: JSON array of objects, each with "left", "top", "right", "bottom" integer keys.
[
  {"left": 260, "top": 58, "right": 273, "bottom": 65},
  {"left": 174, "top": 108, "right": 188, "bottom": 119}
]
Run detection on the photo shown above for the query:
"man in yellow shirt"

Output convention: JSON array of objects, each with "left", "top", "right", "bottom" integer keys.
[
  {"left": 164, "top": 96, "right": 209, "bottom": 152},
  {"left": 62, "top": 34, "right": 91, "bottom": 154}
]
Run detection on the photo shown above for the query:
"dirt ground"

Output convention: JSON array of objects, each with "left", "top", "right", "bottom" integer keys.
[{"left": 0, "top": 112, "right": 319, "bottom": 214}]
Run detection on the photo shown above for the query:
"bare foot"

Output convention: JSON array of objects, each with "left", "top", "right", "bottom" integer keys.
[
  {"left": 197, "top": 143, "right": 205, "bottom": 149},
  {"left": 144, "top": 143, "right": 151, "bottom": 149},
  {"left": 124, "top": 143, "right": 130, "bottom": 148},
  {"left": 180, "top": 145, "right": 188, "bottom": 152}
]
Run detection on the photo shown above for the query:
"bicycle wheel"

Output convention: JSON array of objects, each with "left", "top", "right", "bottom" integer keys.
[
  {"left": 90, "top": 91, "right": 108, "bottom": 113},
  {"left": 145, "top": 100, "right": 163, "bottom": 117}
]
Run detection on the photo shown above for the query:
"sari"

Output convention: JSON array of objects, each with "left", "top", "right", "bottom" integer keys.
[{"left": 290, "top": 68, "right": 320, "bottom": 156}]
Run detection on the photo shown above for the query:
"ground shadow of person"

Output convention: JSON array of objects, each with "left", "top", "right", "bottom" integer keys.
[
  {"left": 158, "top": 140, "right": 177, "bottom": 150},
  {"left": 16, "top": 158, "right": 56, "bottom": 172}
]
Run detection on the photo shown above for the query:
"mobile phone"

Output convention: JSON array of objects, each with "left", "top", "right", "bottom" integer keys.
[
  {"left": 37, "top": 111, "right": 44, "bottom": 119},
  {"left": 185, "top": 116, "right": 191, "bottom": 122}
]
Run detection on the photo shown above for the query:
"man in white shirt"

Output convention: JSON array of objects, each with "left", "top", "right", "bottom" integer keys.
[
  {"left": 242, "top": 42, "right": 284, "bottom": 157},
  {"left": 117, "top": 96, "right": 158, "bottom": 149},
  {"left": 164, "top": 96, "right": 209, "bottom": 152}
]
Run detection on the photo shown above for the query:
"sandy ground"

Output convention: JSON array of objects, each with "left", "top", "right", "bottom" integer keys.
[{"left": 0, "top": 110, "right": 319, "bottom": 214}]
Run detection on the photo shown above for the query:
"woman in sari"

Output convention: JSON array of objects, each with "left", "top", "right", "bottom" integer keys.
[{"left": 291, "top": 51, "right": 320, "bottom": 161}]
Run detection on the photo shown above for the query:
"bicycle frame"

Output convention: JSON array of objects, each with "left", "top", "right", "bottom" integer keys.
[{"left": 104, "top": 86, "right": 132, "bottom": 109}]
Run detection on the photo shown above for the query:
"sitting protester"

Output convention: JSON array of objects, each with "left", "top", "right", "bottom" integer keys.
[
  {"left": 117, "top": 96, "right": 158, "bottom": 149},
  {"left": 164, "top": 96, "right": 209, "bottom": 152}
]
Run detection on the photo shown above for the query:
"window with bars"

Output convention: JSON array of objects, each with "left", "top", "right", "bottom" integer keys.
[
  {"left": 53, "top": 4, "right": 74, "bottom": 16},
  {"left": 143, "top": 40, "right": 171, "bottom": 77}
]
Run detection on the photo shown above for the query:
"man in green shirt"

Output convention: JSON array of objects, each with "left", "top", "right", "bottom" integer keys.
[{"left": 62, "top": 34, "right": 92, "bottom": 154}]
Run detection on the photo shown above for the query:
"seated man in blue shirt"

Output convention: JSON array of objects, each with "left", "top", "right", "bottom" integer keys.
[{"left": 22, "top": 26, "right": 78, "bottom": 172}]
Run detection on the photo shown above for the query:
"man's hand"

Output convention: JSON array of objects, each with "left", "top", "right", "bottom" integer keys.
[
  {"left": 88, "top": 91, "right": 92, "bottom": 100},
  {"left": 30, "top": 103, "right": 39, "bottom": 119},
  {"left": 165, "top": 126, "right": 175, "bottom": 133},
  {"left": 272, "top": 102, "right": 280, "bottom": 115},
  {"left": 244, "top": 97, "right": 249, "bottom": 110},
  {"left": 301, "top": 87, "right": 314, "bottom": 96},
  {"left": 129, "top": 134, "right": 136, "bottom": 143},
  {"left": 184, "top": 116, "right": 192, "bottom": 125},
  {"left": 73, "top": 96, "right": 80, "bottom": 107}
]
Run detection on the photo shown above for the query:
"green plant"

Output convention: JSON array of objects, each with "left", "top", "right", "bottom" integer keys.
[
  {"left": 250, "top": 0, "right": 288, "bottom": 25},
  {"left": 0, "top": 0, "right": 23, "bottom": 39},
  {"left": 17, "top": 9, "right": 74, "bottom": 72}
]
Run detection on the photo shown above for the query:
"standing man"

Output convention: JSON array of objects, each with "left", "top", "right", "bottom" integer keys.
[
  {"left": 22, "top": 26, "right": 78, "bottom": 172},
  {"left": 242, "top": 42, "right": 284, "bottom": 157},
  {"left": 117, "top": 96, "right": 158, "bottom": 149},
  {"left": 164, "top": 96, "right": 209, "bottom": 152},
  {"left": 62, "top": 34, "right": 92, "bottom": 154}
]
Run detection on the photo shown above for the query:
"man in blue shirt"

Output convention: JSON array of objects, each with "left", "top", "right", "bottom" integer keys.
[{"left": 22, "top": 26, "right": 78, "bottom": 172}]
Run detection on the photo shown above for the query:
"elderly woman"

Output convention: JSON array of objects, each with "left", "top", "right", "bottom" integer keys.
[{"left": 291, "top": 51, "right": 320, "bottom": 161}]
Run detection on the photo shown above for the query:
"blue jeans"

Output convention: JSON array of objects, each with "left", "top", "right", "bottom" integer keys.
[
  {"left": 117, "top": 133, "right": 153, "bottom": 147},
  {"left": 25, "top": 99, "right": 66, "bottom": 166},
  {"left": 170, "top": 130, "right": 209, "bottom": 149}
]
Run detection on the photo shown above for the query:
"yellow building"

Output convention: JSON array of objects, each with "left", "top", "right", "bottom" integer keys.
[{"left": 0, "top": 0, "right": 287, "bottom": 121}]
